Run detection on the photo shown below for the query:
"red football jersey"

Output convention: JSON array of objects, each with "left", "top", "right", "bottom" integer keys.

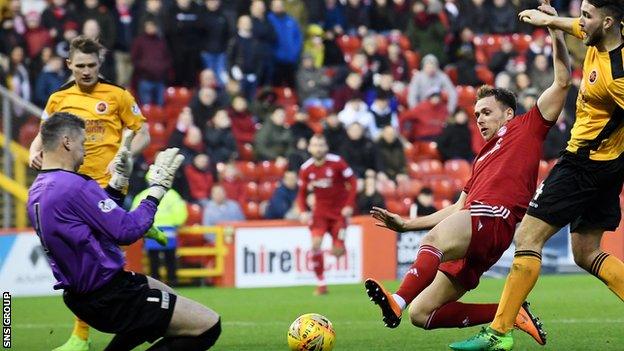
[
  {"left": 297, "top": 154, "right": 357, "bottom": 219},
  {"left": 463, "top": 106, "right": 554, "bottom": 221}
]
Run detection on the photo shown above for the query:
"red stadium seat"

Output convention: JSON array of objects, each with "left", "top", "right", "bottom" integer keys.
[
  {"left": 238, "top": 143, "right": 255, "bottom": 161},
  {"left": 376, "top": 34, "right": 389, "bottom": 55},
  {"left": 307, "top": 105, "right": 328, "bottom": 122},
  {"left": 164, "top": 104, "right": 184, "bottom": 124},
  {"left": 414, "top": 141, "right": 441, "bottom": 161},
  {"left": 444, "top": 159, "right": 472, "bottom": 184},
  {"left": 258, "top": 181, "right": 278, "bottom": 201},
  {"left": 284, "top": 104, "right": 300, "bottom": 126},
  {"left": 243, "top": 201, "right": 261, "bottom": 220},
  {"left": 141, "top": 104, "right": 167, "bottom": 125},
  {"left": 404, "top": 50, "right": 421, "bottom": 73},
  {"left": 398, "top": 35, "right": 411, "bottom": 51},
  {"left": 444, "top": 66, "right": 458, "bottom": 85},
  {"left": 377, "top": 179, "right": 398, "bottom": 200},
  {"left": 164, "top": 86, "right": 193, "bottom": 107},
  {"left": 434, "top": 199, "right": 453, "bottom": 210},
  {"left": 243, "top": 182, "right": 259, "bottom": 201},
  {"left": 397, "top": 179, "right": 423, "bottom": 199},
  {"left": 403, "top": 143, "right": 416, "bottom": 162},
  {"left": 511, "top": 33, "right": 532, "bottom": 55},
  {"left": 429, "top": 177, "right": 456, "bottom": 200},
  {"left": 258, "top": 160, "right": 286, "bottom": 181},
  {"left": 186, "top": 203, "right": 203, "bottom": 225},
  {"left": 386, "top": 199, "right": 409, "bottom": 216},
  {"left": 149, "top": 122, "right": 168, "bottom": 144},
  {"left": 18, "top": 120, "right": 39, "bottom": 147},
  {"left": 416, "top": 159, "right": 444, "bottom": 176},
  {"left": 457, "top": 86, "right": 477, "bottom": 111},
  {"left": 235, "top": 161, "right": 258, "bottom": 181},
  {"left": 476, "top": 65, "right": 495, "bottom": 86},
  {"left": 274, "top": 86, "right": 298, "bottom": 106},
  {"left": 336, "top": 35, "right": 362, "bottom": 56}
]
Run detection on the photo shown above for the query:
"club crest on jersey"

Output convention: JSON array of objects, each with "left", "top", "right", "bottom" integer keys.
[
  {"left": 589, "top": 69, "right": 598, "bottom": 84},
  {"left": 131, "top": 103, "right": 140, "bottom": 115},
  {"left": 98, "top": 198, "right": 117, "bottom": 213},
  {"left": 325, "top": 169, "right": 333, "bottom": 177},
  {"left": 497, "top": 126, "right": 507, "bottom": 137},
  {"left": 95, "top": 101, "right": 109, "bottom": 114}
]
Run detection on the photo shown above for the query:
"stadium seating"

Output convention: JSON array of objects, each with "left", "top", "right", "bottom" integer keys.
[
  {"left": 404, "top": 50, "right": 421, "bottom": 73},
  {"left": 444, "top": 159, "right": 472, "bottom": 184},
  {"left": 235, "top": 161, "right": 258, "bottom": 181},
  {"left": 337, "top": 35, "right": 362, "bottom": 57},
  {"left": 18, "top": 118, "right": 39, "bottom": 147},
  {"left": 243, "top": 182, "right": 259, "bottom": 201},
  {"left": 413, "top": 141, "right": 441, "bottom": 161},
  {"left": 186, "top": 203, "right": 203, "bottom": 225},
  {"left": 141, "top": 104, "right": 167, "bottom": 125},
  {"left": 258, "top": 181, "right": 278, "bottom": 201},
  {"left": 307, "top": 105, "right": 328, "bottom": 123},
  {"left": 475, "top": 65, "right": 495, "bottom": 85},
  {"left": 238, "top": 143, "right": 255, "bottom": 161},
  {"left": 444, "top": 66, "right": 458, "bottom": 85},
  {"left": 397, "top": 178, "right": 423, "bottom": 199},
  {"left": 243, "top": 201, "right": 261, "bottom": 220},
  {"left": 164, "top": 86, "right": 193, "bottom": 107},
  {"left": 428, "top": 177, "right": 456, "bottom": 200}
]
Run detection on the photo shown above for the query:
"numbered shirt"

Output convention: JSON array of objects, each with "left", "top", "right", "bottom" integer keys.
[
  {"left": 463, "top": 106, "right": 554, "bottom": 221},
  {"left": 26, "top": 170, "right": 157, "bottom": 293},
  {"left": 297, "top": 154, "right": 357, "bottom": 219},
  {"left": 41, "top": 79, "right": 145, "bottom": 187}
]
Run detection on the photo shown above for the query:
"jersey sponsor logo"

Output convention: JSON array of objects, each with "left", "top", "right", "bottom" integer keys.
[
  {"left": 497, "top": 125, "right": 507, "bottom": 137},
  {"left": 325, "top": 168, "right": 333, "bottom": 177},
  {"left": 98, "top": 198, "right": 117, "bottom": 213},
  {"left": 131, "top": 103, "right": 140, "bottom": 115},
  {"left": 310, "top": 178, "right": 333, "bottom": 189},
  {"left": 95, "top": 101, "right": 109, "bottom": 114},
  {"left": 589, "top": 69, "right": 597, "bottom": 85}
]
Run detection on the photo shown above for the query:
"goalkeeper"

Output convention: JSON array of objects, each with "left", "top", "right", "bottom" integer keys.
[{"left": 27, "top": 112, "right": 221, "bottom": 351}]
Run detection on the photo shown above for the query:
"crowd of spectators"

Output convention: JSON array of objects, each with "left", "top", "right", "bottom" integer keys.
[{"left": 1, "top": 0, "right": 579, "bottom": 226}]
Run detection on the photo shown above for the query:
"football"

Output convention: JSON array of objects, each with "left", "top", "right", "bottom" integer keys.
[{"left": 287, "top": 313, "right": 336, "bottom": 351}]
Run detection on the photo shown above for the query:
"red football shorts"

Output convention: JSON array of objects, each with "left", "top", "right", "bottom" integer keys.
[
  {"left": 439, "top": 202, "right": 517, "bottom": 290},
  {"left": 310, "top": 216, "right": 347, "bottom": 249}
]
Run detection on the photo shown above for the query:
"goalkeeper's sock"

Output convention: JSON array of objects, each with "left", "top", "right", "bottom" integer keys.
[
  {"left": 146, "top": 319, "right": 221, "bottom": 351},
  {"left": 425, "top": 301, "right": 498, "bottom": 329},
  {"left": 72, "top": 317, "right": 90, "bottom": 341},
  {"left": 592, "top": 252, "right": 624, "bottom": 302}
]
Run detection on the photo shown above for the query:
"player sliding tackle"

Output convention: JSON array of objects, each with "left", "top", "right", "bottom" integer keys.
[
  {"left": 364, "top": 4, "right": 572, "bottom": 347},
  {"left": 27, "top": 113, "right": 221, "bottom": 350}
]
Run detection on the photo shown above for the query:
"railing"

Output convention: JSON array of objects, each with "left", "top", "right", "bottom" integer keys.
[
  {"left": 0, "top": 85, "right": 42, "bottom": 228},
  {"left": 175, "top": 225, "right": 229, "bottom": 279}
]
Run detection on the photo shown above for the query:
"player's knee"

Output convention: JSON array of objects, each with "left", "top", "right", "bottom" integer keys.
[
  {"left": 572, "top": 247, "right": 595, "bottom": 271},
  {"left": 407, "top": 307, "right": 428, "bottom": 329},
  {"left": 331, "top": 246, "right": 345, "bottom": 257},
  {"left": 196, "top": 317, "right": 221, "bottom": 349}
]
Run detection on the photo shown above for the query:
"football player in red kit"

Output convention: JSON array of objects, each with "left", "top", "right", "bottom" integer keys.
[
  {"left": 297, "top": 135, "right": 357, "bottom": 295},
  {"left": 365, "top": 21, "right": 573, "bottom": 348}
]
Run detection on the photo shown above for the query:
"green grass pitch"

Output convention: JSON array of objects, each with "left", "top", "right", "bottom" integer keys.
[{"left": 10, "top": 274, "right": 623, "bottom": 350}]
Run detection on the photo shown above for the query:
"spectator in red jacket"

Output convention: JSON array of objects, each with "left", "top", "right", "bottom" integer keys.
[
  {"left": 400, "top": 88, "right": 449, "bottom": 141},
  {"left": 228, "top": 95, "right": 257, "bottom": 150},
  {"left": 184, "top": 153, "right": 215, "bottom": 202},
  {"left": 131, "top": 17, "right": 172, "bottom": 106},
  {"left": 24, "top": 11, "right": 52, "bottom": 60}
]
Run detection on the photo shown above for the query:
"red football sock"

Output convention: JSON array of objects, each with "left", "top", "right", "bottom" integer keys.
[
  {"left": 424, "top": 301, "right": 498, "bottom": 329},
  {"left": 395, "top": 245, "right": 442, "bottom": 304},
  {"left": 312, "top": 251, "right": 325, "bottom": 283}
]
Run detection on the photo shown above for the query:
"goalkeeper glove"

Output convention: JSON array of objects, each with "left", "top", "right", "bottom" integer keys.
[
  {"left": 145, "top": 226, "right": 168, "bottom": 246},
  {"left": 146, "top": 147, "right": 185, "bottom": 200},
  {"left": 108, "top": 130, "right": 135, "bottom": 191}
]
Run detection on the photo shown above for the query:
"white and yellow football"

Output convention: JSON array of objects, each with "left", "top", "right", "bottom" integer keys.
[{"left": 287, "top": 313, "right": 335, "bottom": 351}]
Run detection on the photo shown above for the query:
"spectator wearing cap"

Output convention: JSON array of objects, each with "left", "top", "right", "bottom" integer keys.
[
  {"left": 296, "top": 53, "right": 332, "bottom": 110},
  {"left": 402, "top": 87, "right": 449, "bottom": 141},
  {"left": 268, "top": 0, "right": 303, "bottom": 87},
  {"left": 303, "top": 24, "right": 325, "bottom": 68},
  {"left": 375, "top": 125, "right": 408, "bottom": 182},
  {"left": 340, "top": 122, "right": 377, "bottom": 178},
  {"left": 131, "top": 17, "right": 171, "bottom": 106},
  {"left": 436, "top": 109, "right": 474, "bottom": 162},
  {"left": 407, "top": 54, "right": 457, "bottom": 113},
  {"left": 368, "top": 91, "right": 399, "bottom": 141}
]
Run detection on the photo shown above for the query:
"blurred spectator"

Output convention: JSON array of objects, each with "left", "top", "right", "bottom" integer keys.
[
  {"left": 356, "top": 170, "right": 385, "bottom": 215},
  {"left": 331, "top": 71, "right": 363, "bottom": 111},
  {"left": 517, "top": 87, "right": 539, "bottom": 115},
  {"left": 268, "top": 0, "right": 303, "bottom": 87},
  {"left": 348, "top": 52, "right": 374, "bottom": 89},
  {"left": 529, "top": 54, "right": 554, "bottom": 95},
  {"left": 436, "top": 109, "right": 474, "bottom": 162},
  {"left": 250, "top": 86, "right": 278, "bottom": 121},
  {"left": 455, "top": 50, "right": 482, "bottom": 87},
  {"left": 375, "top": 125, "right": 407, "bottom": 182},
  {"left": 459, "top": 0, "right": 490, "bottom": 34},
  {"left": 362, "top": 36, "right": 390, "bottom": 75},
  {"left": 338, "top": 98, "right": 375, "bottom": 135},
  {"left": 168, "top": 107, "right": 205, "bottom": 161},
  {"left": 202, "top": 184, "right": 245, "bottom": 225},
  {"left": 219, "top": 161, "right": 246, "bottom": 202},
  {"left": 228, "top": 95, "right": 257, "bottom": 149},
  {"left": 403, "top": 88, "right": 449, "bottom": 141},
  {"left": 250, "top": 0, "right": 277, "bottom": 86},
  {"left": 41, "top": 0, "right": 77, "bottom": 42},
  {"left": 184, "top": 153, "right": 215, "bottom": 202},
  {"left": 304, "top": 0, "right": 325, "bottom": 25},
  {"left": 526, "top": 30, "right": 552, "bottom": 67},
  {"left": 189, "top": 87, "right": 221, "bottom": 128},
  {"left": 204, "top": 109, "right": 237, "bottom": 163},
  {"left": 297, "top": 53, "right": 332, "bottom": 109},
  {"left": 112, "top": 0, "right": 137, "bottom": 87},
  {"left": 0, "top": 16, "right": 26, "bottom": 56},
  {"left": 132, "top": 187, "right": 187, "bottom": 286},
  {"left": 303, "top": 24, "right": 325, "bottom": 68},
  {"left": 405, "top": 0, "right": 448, "bottom": 65},
  {"left": 165, "top": 0, "right": 201, "bottom": 87},
  {"left": 323, "top": 113, "right": 348, "bottom": 153},
  {"left": 290, "top": 111, "right": 315, "bottom": 141},
  {"left": 365, "top": 73, "right": 399, "bottom": 112},
  {"left": 344, "top": 0, "right": 369, "bottom": 36},
  {"left": 79, "top": 0, "right": 116, "bottom": 49},
  {"left": 370, "top": 0, "right": 393, "bottom": 33},
  {"left": 391, "top": 0, "right": 412, "bottom": 31},
  {"left": 368, "top": 91, "right": 399, "bottom": 140},
  {"left": 82, "top": 18, "right": 115, "bottom": 81},
  {"left": 543, "top": 112, "right": 571, "bottom": 161},
  {"left": 227, "top": 15, "right": 261, "bottom": 101},
  {"left": 283, "top": 0, "right": 308, "bottom": 27},
  {"left": 54, "top": 20, "right": 79, "bottom": 59},
  {"left": 199, "top": 0, "right": 230, "bottom": 86},
  {"left": 264, "top": 170, "right": 299, "bottom": 219},
  {"left": 254, "top": 107, "right": 293, "bottom": 161},
  {"left": 3, "top": 0, "right": 25, "bottom": 35},
  {"left": 494, "top": 71, "right": 513, "bottom": 90},
  {"left": 23, "top": 11, "right": 51, "bottom": 60},
  {"left": 321, "top": 26, "right": 344, "bottom": 66},
  {"left": 131, "top": 17, "right": 171, "bottom": 106},
  {"left": 387, "top": 43, "right": 409, "bottom": 82},
  {"left": 34, "top": 55, "right": 65, "bottom": 107},
  {"left": 512, "top": 72, "right": 532, "bottom": 97},
  {"left": 407, "top": 54, "right": 457, "bottom": 112},
  {"left": 413, "top": 187, "right": 437, "bottom": 216},
  {"left": 323, "top": 0, "right": 346, "bottom": 31},
  {"left": 287, "top": 136, "right": 310, "bottom": 171},
  {"left": 340, "top": 122, "right": 376, "bottom": 178},
  {"left": 138, "top": 0, "right": 165, "bottom": 31},
  {"left": 7, "top": 46, "right": 30, "bottom": 117},
  {"left": 443, "top": 0, "right": 461, "bottom": 32},
  {"left": 490, "top": 0, "right": 517, "bottom": 34},
  {"left": 488, "top": 37, "right": 517, "bottom": 75}
]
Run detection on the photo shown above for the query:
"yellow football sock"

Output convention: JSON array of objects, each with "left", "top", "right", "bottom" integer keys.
[
  {"left": 491, "top": 250, "right": 542, "bottom": 334},
  {"left": 593, "top": 252, "right": 624, "bottom": 302},
  {"left": 72, "top": 317, "right": 90, "bottom": 341}
]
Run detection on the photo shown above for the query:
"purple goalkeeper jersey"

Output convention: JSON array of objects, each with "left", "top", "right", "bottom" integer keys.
[{"left": 27, "top": 169, "right": 158, "bottom": 294}]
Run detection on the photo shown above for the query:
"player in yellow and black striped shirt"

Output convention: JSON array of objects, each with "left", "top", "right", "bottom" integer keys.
[
  {"left": 28, "top": 37, "right": 151, "bottom": 351},
  {"left": 452, "top": 1, "right": 624, "bottom": 350}
]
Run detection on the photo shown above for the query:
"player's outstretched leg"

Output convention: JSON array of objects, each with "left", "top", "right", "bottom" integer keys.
[
  {"left": 53, "top": 317, "right": 91, "bottom": 351},
  {"left": 364, "top": 278, "right": 402, "bottom": 328},
  {"left": 514, "top": 301, "right": 547, "bottom": 345}
]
